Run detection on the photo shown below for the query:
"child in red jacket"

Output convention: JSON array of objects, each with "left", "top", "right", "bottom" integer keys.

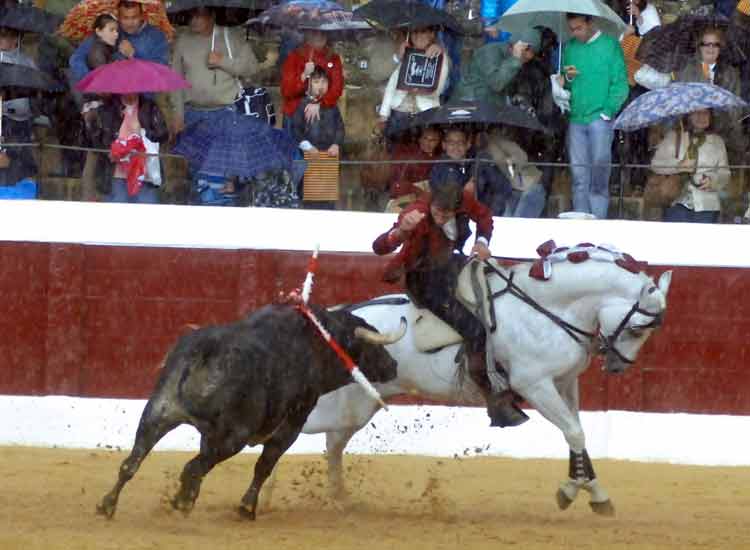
[{"left": 280, "top": 30, "right": 344, "bottom": 128}]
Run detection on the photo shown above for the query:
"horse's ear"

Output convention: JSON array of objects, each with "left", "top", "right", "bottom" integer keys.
[{"left": 657, "top": 270, "right": 673, "bottom": 296}]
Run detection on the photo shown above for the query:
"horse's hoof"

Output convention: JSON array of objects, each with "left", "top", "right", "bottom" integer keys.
[
  {"left": 237, "top": 504, "right": 256, "bottom": 520},
  {"left": 589, "top": 499, "right": 616, "bottom": 517},
  {"left": 556, "top": 488, "right": 574, "bottom": 510},
  {"left": 96, "top": 499, "right": 116, "bottom": 519}
]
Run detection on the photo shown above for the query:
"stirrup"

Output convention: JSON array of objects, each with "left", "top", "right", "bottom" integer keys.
[{"left": 487, "top": 393, "right": 529, "bottom": 428}]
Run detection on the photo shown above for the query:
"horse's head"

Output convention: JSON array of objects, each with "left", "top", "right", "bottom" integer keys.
[{"left": 597, "top": 270, "right": 672, "bottom": 374}]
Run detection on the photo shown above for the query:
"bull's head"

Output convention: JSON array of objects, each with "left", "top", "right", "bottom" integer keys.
[{"left": 327, "top": 310, "right": 406, "bottom": 385}]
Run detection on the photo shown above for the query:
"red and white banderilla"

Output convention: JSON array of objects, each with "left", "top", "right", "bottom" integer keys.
[{"left": 296, "top": 244, "right": 389, "bottom": 410}]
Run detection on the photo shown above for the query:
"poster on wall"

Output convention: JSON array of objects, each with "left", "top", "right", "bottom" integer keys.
[{"left": 396, "top": 48, "right": 443, "bottom": 93}]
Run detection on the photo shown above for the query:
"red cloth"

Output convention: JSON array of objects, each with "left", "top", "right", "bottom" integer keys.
[
  {"left": 389, "top": 143, "right": 436, "bottom": 199},
  {"left": 110, "top": 135, "right": 146, "bottom": 197},
  {"left": 372, "top": 189, "right": 494, "bottom": 283},
  {"left": 280, "top": 44, "right": 344, "bottom": 117}
]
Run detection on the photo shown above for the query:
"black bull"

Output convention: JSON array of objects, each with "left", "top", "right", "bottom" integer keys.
[{"left": 97, "top": 304, "right": 404, "bottom": 520}]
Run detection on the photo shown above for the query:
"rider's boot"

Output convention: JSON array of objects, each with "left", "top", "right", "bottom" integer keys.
[{"left": 467, "top": 349, "right": 529, "bottom": 428}]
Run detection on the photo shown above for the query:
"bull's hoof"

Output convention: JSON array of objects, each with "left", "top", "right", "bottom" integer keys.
[
  {"left": 237, "top": 504, "right": 257, "bottom": 521},
  {"left": 556, "top": 488, "right": 574, "bottom": 510},
  {"left": 589, "top": 499, "right": 616, "bottom": 517},
  {"left": 170, "top": 495, "right": 195, "bottom": 516},
  {"left": 96, "top": 496, "right": 116, "bottom": 519},
  {"left": 329, "top": 482, "right": 349, "bottom": 502}
]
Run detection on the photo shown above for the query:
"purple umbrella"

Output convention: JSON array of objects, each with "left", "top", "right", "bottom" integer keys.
[{"left": 75, "top": 59, "right": 191, "bottom": 95}]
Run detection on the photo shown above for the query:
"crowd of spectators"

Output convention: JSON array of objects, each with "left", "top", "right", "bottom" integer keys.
[{"left": 0, "top": 0, "right": 749, "bottom": 223}]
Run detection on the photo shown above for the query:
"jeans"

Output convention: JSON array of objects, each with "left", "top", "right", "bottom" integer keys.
[
  {"left": 106, "top": 178, "right": 159, "bottom": 204},
  {"left": 567, "top": 118, "right": 615, "bottom": 219},
  {"left": 504, "top": 183, "right": 547, "bottom": 218},
  {"left": 663, "top": 204, "right": 719, "bottom": 224}
]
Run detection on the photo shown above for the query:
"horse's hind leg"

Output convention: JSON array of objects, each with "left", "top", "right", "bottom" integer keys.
[
  {"left": 326, "top": 428, "right": 358, "bottom": 499},
  {"left": 97, "top": 400, "right": 180, "bottom": 519}
]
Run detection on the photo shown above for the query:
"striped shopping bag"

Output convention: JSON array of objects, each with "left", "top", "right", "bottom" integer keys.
[{"left": 302, "top": 151, "right": 340, "bottom": 202}]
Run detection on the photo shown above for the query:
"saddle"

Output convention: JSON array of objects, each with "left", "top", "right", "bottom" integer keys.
[{"left": 411, "top": 258, "right": 510, "bottom": 352}]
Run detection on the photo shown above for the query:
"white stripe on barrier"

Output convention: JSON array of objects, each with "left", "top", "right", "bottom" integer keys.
[
  {"left": 1, "top": 200, "right": 749, "bottom": 267},
  {"left": 1, "top": 395, "right": 748, "bottom": 466}
]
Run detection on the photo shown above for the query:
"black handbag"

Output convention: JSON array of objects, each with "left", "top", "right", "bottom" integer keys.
[{"left": 235, "top": 86, "right": 276, "bottom": 126}]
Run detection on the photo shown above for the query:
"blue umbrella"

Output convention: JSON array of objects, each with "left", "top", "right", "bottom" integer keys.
[
  {"left": 173, "top": 110, "right": 297, "bottom": 179},
  {"left": 613, "top": 82, "right": 747, "bottom": 132}
]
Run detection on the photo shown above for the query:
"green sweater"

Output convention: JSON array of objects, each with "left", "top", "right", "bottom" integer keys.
[{"left": 562, "top": 32, "right": 629, "bottom": 124}]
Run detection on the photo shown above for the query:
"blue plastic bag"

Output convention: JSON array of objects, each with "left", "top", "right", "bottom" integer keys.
[{"left": 0, "top": 178, "right": 37, "bottom": 200}]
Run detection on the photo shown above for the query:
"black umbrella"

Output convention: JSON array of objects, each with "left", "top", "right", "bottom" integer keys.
[
  {"left": 165, "top": 0, "right": 269, "bottom": 14},
  {"left": 408, "top": 100, "right": 548, "bottom": 133},
  {"left": 354, "top": 0, "right": 463, "bottom": 34},
  {"left": 0, "top": 62, "right": 59, "bottom": 91},
  {"left": 636, "top": 14, "right": 746, "bottom": 73},
  {"left": 0, "top": 62, "right": 60, "bottom": 139},
  {"left": 0, "top": 5, "right": 63, "bottom": 35}
]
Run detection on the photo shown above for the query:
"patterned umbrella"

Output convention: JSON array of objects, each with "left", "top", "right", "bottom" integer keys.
[
  {"left": 253, "top": 0, "right": 357, "bottom": 27},
  {"left": 172, "top": 109, "right": 297, "bottom": 180},
  {"left": 247, "top": 0, "right": 371, "bottom": 40},
  {"left": 613, "top": 82, "right": 747, "bottom": 132},
  {"left": 57, "top": 0, "right": 175, "bottom": 43},
  {"left": 75, "top": 59, "right": 190, "bottom": 94},
  {"left": 635, "top": 14, "right": 746, "bottom": 74}
]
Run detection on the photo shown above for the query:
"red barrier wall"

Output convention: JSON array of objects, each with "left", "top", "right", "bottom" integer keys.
[{"left": 2, "top": 241, "right": 749, "bottom": 415}]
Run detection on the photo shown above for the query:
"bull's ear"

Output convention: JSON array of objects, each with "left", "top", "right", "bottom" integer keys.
[{"left": 657, "top": 270, "right": 673, "bottom": 297}]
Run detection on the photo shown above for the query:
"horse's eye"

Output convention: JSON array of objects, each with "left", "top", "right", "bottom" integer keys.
[{"left": 628, "top": 327, "right": 645, "bottom": 338}]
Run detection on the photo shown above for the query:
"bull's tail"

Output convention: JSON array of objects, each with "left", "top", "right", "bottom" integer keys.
[{"left": 154, "top": 324, "right": 200, "bottom": 373}]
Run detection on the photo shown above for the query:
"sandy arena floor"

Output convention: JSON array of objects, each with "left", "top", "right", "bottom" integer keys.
[{"left": 1, "top": 446, "right": 748, "bottom": 550}]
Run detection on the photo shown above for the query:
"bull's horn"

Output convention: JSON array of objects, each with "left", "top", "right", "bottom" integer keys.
[{"left": 354, "top": 317, "right": 407, "bottom": 345}]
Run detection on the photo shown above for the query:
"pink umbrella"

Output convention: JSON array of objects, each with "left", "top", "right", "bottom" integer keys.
[{"left": 75, "top": 59, "right": 191, "bottom": 94}]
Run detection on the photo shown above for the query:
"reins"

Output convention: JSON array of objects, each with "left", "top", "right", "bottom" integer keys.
[
  {"left": 479, "top": 259, "right": 663, "bottom": 368},
  {"left": 481, "top": 260, "right": 597, "bottom": 345}
]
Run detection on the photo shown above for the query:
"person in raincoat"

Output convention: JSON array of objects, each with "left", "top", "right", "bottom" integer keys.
[{"left": 451, "top": 27, "right": 541, "bottom": 108}]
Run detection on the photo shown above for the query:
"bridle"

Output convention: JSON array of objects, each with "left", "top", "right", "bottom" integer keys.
[
  {"left": 481, "top": 260, "right": 662, "bottom": 368},
  {"left": 597, "top": 300, "right": 663, "bottom": 365}
]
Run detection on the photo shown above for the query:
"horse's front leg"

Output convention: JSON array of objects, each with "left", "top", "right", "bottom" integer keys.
[
  {"left": 555, "top": 376, "right": 615, "bottom": 517},
  {"left": 523, "top": 379, "right": 615, "bottom": 517},
  {"left": 558, "top": 449, "right": 615, "bottom": 516}
]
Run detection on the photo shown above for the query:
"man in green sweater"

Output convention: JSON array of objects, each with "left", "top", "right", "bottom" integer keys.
[{"left": 559, "top": 13, "right": 628, "bottom": 220}]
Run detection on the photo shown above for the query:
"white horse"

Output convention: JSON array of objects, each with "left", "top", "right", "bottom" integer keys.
[{"left": 282, "top": 254, "right": 671, "bottom": 515}]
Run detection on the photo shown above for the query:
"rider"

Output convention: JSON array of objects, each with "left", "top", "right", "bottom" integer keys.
[{"left": 372, "top": 173, "right": 529, "bottom": 427}]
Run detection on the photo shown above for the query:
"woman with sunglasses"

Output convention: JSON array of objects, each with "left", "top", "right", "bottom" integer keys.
[{"left": 676, "top": 27, "right": 744, "bottom": 164}]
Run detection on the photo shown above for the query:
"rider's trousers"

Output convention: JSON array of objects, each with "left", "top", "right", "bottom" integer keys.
[{"left": 405, "top": 256, "right": 486, "bottom": 354}]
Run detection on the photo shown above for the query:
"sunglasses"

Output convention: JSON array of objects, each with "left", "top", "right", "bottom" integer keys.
[{"left": 700, "top": 42, "right": 721, "bottom": 48}]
